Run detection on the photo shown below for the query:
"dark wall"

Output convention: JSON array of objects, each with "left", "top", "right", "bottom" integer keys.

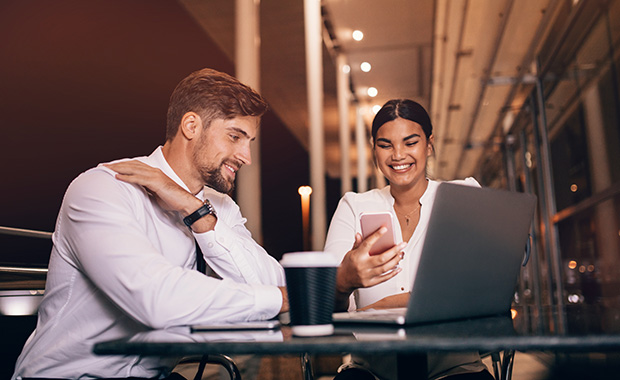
[
  {"left": 260, "top": 110, "right": 308, "bottom": 259},
  {"left": 0, "top": 0, "right": 308, "bottom": 265}
]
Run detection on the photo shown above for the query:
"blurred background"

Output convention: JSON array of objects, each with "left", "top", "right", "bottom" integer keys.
[{"left": 1, "top": 0, "right": 620, "bottom": 377}]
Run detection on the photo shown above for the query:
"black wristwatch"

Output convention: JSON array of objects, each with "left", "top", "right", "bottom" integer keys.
[{"left": 183, "top": 199, "right": 217, "bottom": 227}]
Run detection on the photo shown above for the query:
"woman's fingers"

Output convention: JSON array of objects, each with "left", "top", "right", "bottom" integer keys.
[
  {"left": 370, "top": 242, "right": 406, "bottom": 267},
  {"left": 369, "top": 264, "right": 402, "bottom": 287},
  {"left": 357, "top": 226, "right": 387, "bottom": 253},
  {"left": 351, "top": 233, "right": 363, "bottom": 250},
  {"left": 339, "top": 231, "right": 407, "bottom": 290}
]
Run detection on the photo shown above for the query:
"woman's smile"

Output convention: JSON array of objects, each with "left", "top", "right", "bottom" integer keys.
[{"left": 389, "top": 162, "right": 414, "bottom": 172}]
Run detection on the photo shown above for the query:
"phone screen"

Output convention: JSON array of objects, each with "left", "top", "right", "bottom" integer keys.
[{"left": 360, "top": 212, "right": 398, "bottom": 255}]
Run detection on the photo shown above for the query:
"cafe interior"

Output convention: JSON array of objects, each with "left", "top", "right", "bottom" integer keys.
[{"left": 1, "top": 0, "right": 620, "bottom": 378}]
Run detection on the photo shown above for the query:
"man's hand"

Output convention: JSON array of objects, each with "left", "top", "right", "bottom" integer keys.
[
  {"left": 334, "top": 228, "right": 405, "bottom": 311},
  {"left": 104, "top": 160, "right": 216, "bottom": 232},
  {"left": 278, "top": 286, "right": 289, "bottom": 313}
]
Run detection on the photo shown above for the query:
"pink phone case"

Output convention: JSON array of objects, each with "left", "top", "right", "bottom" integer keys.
[{"left": 360, "top": 212, "right": 397, "bottom": 255}]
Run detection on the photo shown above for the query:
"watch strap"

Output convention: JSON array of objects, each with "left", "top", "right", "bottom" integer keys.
[{"left": 183, "top": 199, "right": 216, "bottom": 227}]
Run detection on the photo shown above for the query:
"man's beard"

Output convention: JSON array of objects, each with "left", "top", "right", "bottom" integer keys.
[
  {"left": 192, "top": 134, "right": 236, "bottom": 193},
  {"left": 201, "top": 165, "right": 235, "bottom": 194}
]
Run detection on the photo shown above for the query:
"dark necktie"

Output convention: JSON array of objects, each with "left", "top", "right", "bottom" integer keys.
[
  {"left": 195, "top": 240, "right": 206, "bottom": 274},
  {"left": 194, "top": 240, "right": 221, "bottom": 279}
]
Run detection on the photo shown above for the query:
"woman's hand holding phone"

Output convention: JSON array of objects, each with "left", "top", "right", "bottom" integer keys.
[
  {"left": 360, "top": 212, "right": 400, "bottom": 255},
  {"left": 336, "top": 225, "right": 406, "bottom": 295}
]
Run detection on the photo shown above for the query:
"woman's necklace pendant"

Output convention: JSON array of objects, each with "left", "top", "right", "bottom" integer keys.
[{"left": 397, "top": 202, "right": 420, "bottom": 228}]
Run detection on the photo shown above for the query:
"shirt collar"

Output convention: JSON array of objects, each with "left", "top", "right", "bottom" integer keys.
[
  {"left": 420, "top": 179, "right": 438, "bottom": 205},
  {"left": 383, "top": 178, "right": 435, "bottom": 205},
  {"left": 146, "top": 146, "right": 195, "bottom": 195}
]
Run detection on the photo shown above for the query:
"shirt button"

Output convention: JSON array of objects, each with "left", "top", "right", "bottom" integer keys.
[
  {"left": 207, "top": 243, "right": 214, "bottom": 248},
  {"left": 401, "top": 287, "right": 405, "bottom": 291}
]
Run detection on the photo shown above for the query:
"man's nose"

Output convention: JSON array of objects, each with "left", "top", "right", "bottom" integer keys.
[{"left": 237, "top": 142, "right": 252, "bottom": 166}]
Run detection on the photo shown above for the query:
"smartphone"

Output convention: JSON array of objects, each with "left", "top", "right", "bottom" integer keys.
[{"left": 360, "top": 212, "right": 398, "bottom": 255}]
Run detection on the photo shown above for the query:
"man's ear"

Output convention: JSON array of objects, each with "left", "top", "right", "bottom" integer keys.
[{"left": 179, "top": 112, "right": 202, "bottom": 140}]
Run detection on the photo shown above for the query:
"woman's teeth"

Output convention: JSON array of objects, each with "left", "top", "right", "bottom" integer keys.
[{"left": 392, "top": 164, "right": 411, "bottom": 170}]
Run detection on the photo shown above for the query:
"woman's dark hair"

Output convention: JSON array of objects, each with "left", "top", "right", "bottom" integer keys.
[{"left": 371, "top": 99, "right": 433, "bottom": 143}]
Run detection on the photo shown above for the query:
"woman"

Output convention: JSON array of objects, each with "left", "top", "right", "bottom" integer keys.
[{"left": 324, "top": 99, "right": 493, "bottom": 380}]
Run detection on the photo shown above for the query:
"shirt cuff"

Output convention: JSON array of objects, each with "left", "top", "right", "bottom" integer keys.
[
  {"left": 251, "top": 284, "right": 283, "bottom": 320},
  {"left": 194, "top": 226, "right": 230, "bottom": 257}
]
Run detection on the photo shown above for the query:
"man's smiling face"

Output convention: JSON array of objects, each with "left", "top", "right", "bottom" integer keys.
[{"left": 191, "top": 115, "right": 258, "bottom": 193}]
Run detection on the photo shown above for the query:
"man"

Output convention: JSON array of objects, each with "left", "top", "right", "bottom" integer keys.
[{"left": 13, "top": 68, "right": 289, "bottom": 379}]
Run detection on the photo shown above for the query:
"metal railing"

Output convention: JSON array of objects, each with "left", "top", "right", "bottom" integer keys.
[
  {"left": 0, "top": 226, "right": 51, "bottom": 274},
  {"left": 0, "top": 226, "right": 53, "bottom": 240}
]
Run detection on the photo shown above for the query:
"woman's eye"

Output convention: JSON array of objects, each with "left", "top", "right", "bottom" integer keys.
[
  {"left": 406, "top": 141, "right": 419, "bottom": 146},
  {"left": 377, "top": 144, "right": 391, "bottom": 149}
]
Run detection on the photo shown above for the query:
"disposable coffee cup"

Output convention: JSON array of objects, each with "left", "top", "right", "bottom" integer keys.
[{"left": 280, "top": 251, "right": 339, "bottom": 337}]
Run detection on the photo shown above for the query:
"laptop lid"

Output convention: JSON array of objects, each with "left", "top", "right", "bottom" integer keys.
[
  {"left": 333, "top": 183, "right": 537, "bottom": 325},
  {"left": 405, "top": 183, "right": 536, "bottom": 324}
]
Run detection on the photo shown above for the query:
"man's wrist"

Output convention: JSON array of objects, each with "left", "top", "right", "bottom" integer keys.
[{"left": 183, "top": 199, "right": 217, "bottom": 227}]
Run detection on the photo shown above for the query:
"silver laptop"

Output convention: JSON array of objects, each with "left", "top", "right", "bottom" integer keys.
[{"left": 332, "top": 183, "right": 537, "bottom": 325}]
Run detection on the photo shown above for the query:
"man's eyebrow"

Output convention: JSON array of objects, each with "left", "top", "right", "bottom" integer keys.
[{"left": 227, "top": 126, "right": 255, "bottom": 140}]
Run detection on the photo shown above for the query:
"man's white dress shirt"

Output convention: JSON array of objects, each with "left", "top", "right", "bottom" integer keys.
[
  {"left": 324, "top": 178, "right": 488, "bottom": 380},
  {"left": 13, "top": 147, "right": 285, "bottom": 379}
]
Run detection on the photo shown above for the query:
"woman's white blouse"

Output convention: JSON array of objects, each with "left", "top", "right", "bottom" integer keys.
[
  {"left": 323, "top": 178, "right": 486, "bottom": 380},
  {"left": 324, "top": 177, "right": 479, "bottom": 310}
]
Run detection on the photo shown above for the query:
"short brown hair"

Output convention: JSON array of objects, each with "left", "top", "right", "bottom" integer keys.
[{"left": 166, "top": 68, "right": 268, "bottom": 140}]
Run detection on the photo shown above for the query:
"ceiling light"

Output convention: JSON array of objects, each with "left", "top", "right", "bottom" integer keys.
[
  {"left": 352, "top": 30, "right": 364, "bottom": 41},
  {"left": 367, "top": 87, "right": 378, "bottom": 97},
  {"left": 342, "top": 64, "right": 350, "bottom": 74},
  {"left": 372, "top": 105, "right": 381, "bottom": 114},
  {"left": 360, "top": 62, "right": 371, "bottom": 72}
]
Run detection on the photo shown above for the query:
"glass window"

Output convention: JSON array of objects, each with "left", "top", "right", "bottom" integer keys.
[
  {"left": 597, "top": 70, "right": 620, "bottom": 185},
  {"left": 544, "top": 76, "right": 579, "bottom": 132},
  {"left": 558, "top": 193, "right": 620, "bottom": 306},
  {"left": 550, "top": 105, "right": 592, "bottom": 211}
]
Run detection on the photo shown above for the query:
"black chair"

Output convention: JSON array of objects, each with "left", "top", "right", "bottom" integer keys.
[
  {"left": 482, "top": 350, "right": 515, "bottom": 380},
  {"left": 179, "top": 354, "right": 242, "bottom": 380}
]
